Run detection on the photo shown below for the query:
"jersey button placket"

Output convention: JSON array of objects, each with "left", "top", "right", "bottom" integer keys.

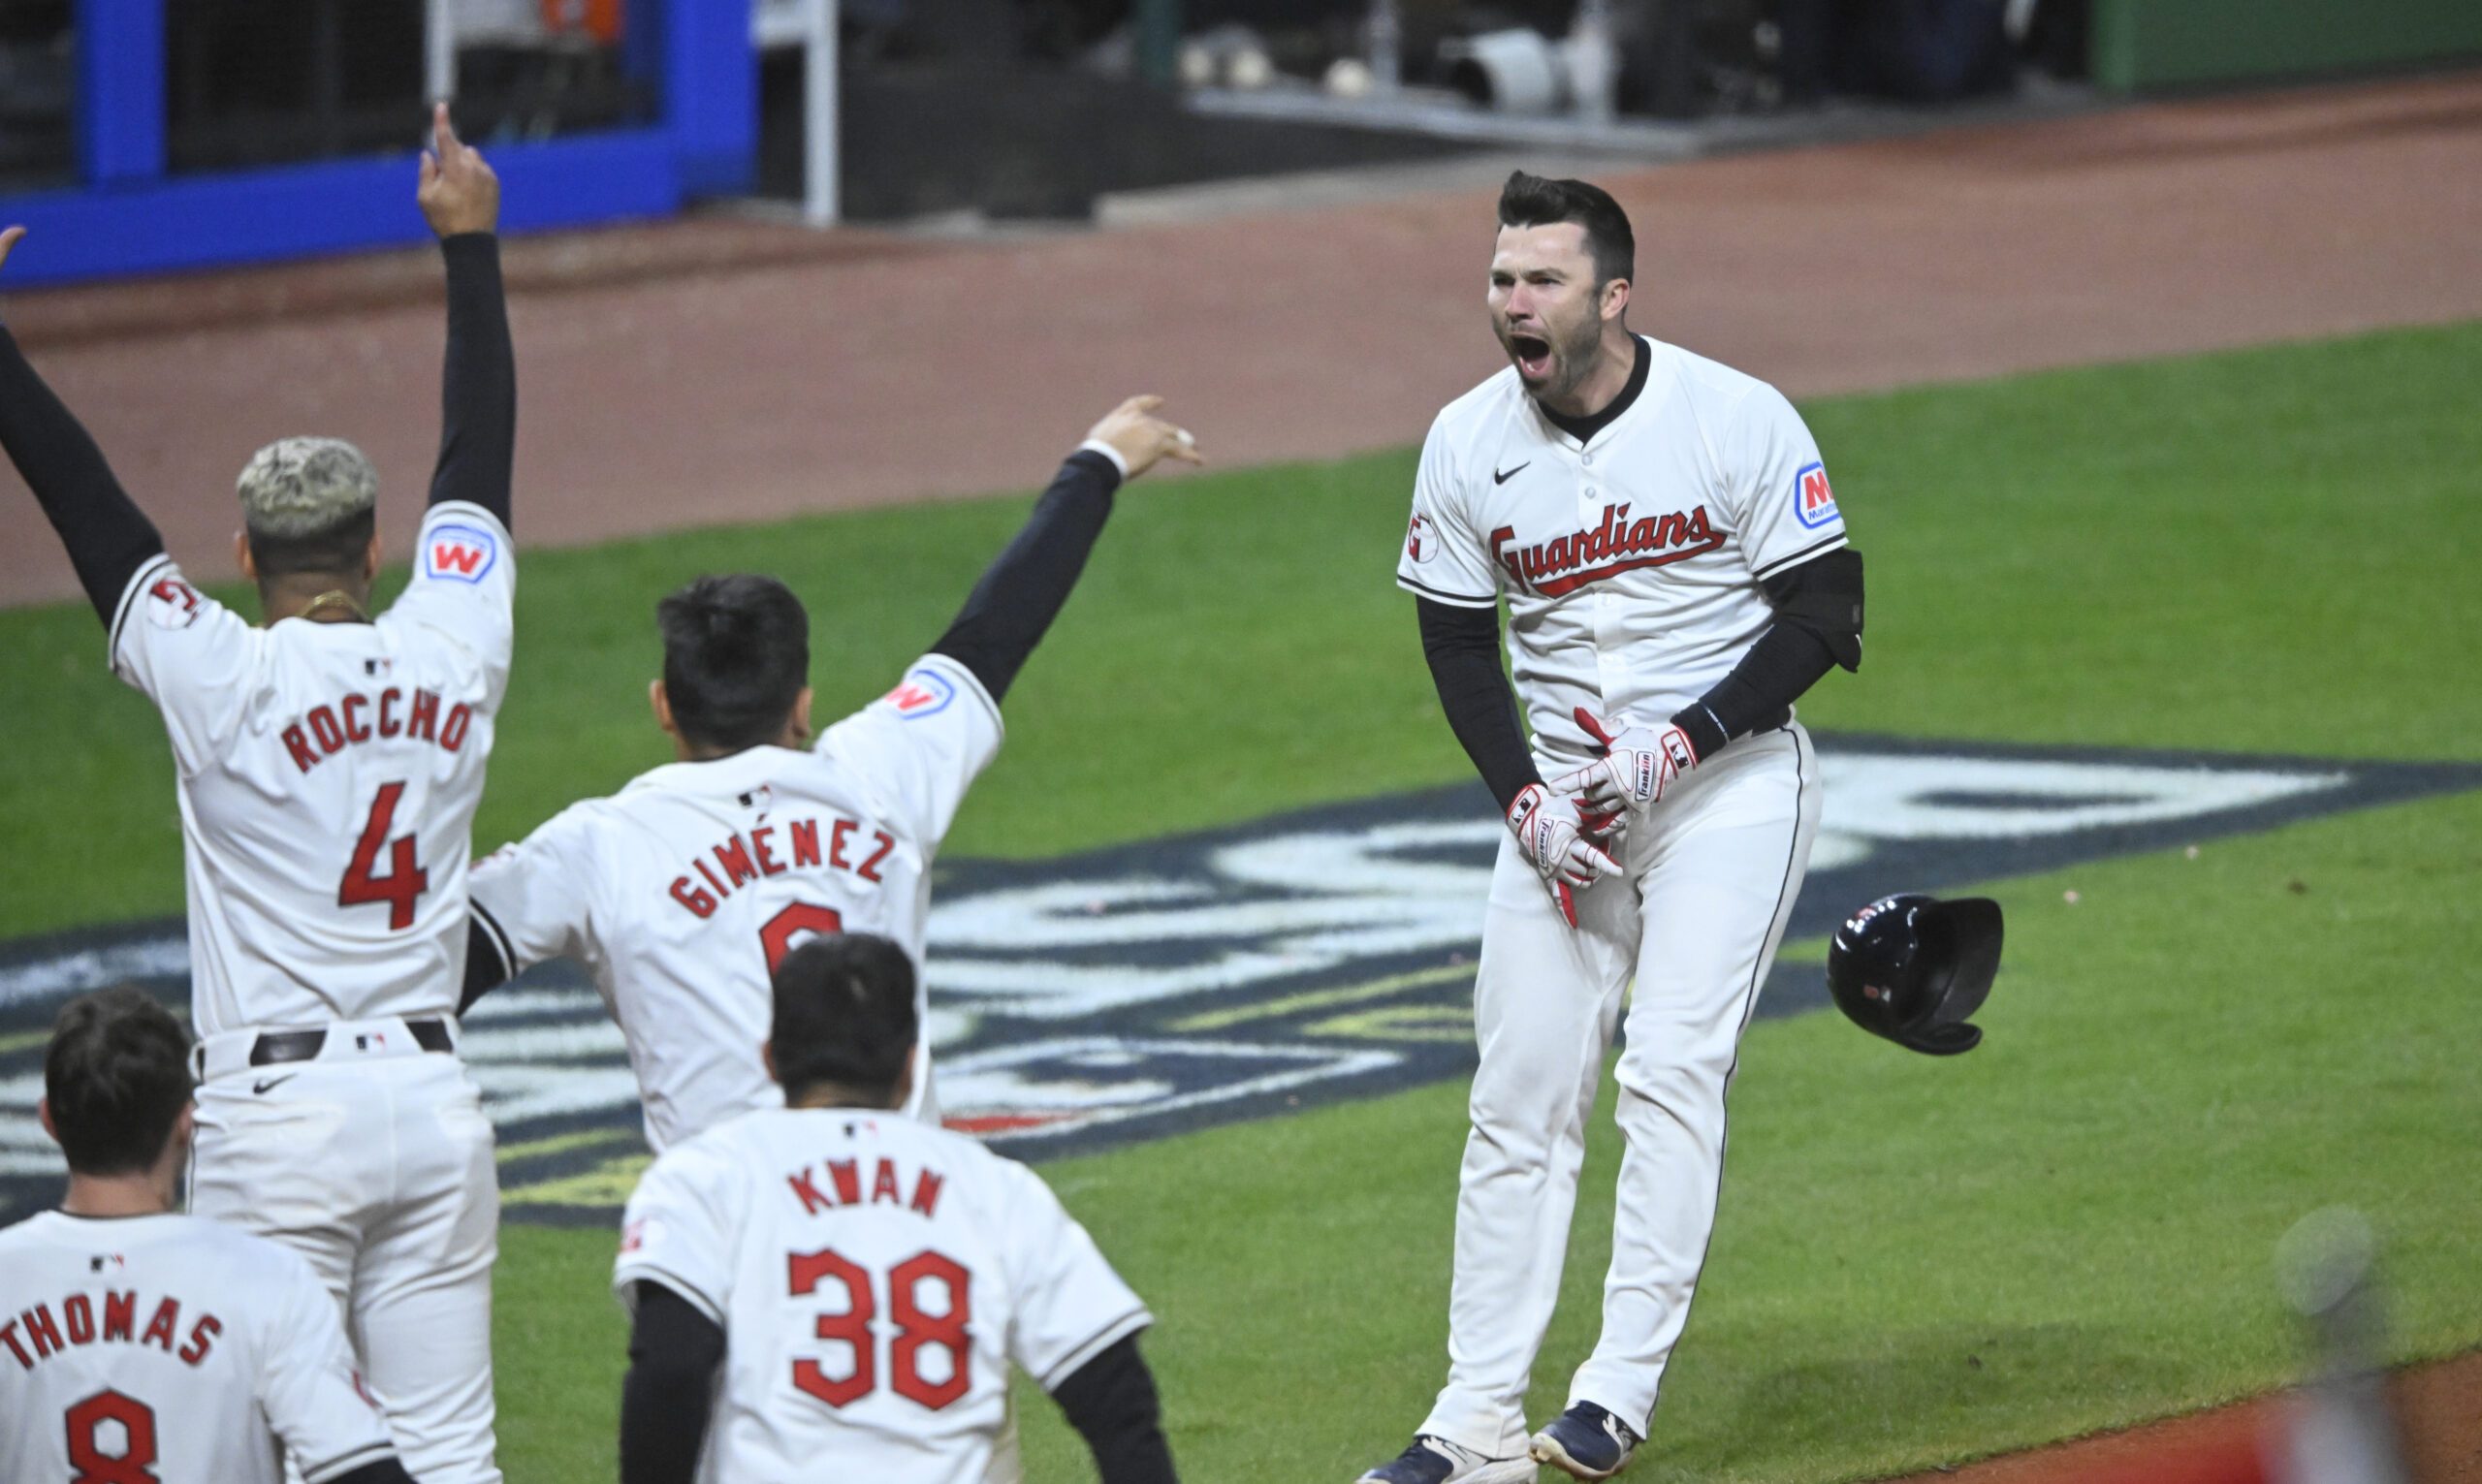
[{"left": 1579, "top": 450, "right": 1623, "bottom": 708}]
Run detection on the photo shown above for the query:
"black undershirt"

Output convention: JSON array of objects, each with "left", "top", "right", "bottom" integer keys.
[
  {"left": 929, "top": 447, "right": 1121, "bottom": 704},
  {"left": 0, "top": 233, "right": 512, "bottom": 627},
  {"left": 1538, "top": 334, "right": 1650, "bottom": 445},
  {"left": 461, "top": 448, "right": 1126, "bottom": 1011},
  {"left": 428, "top": 233, "right": 516, "bottom": 531},
  {"left": 1416, "top": 553, "right": 1862, "bottom": 811},
  {"left": 620, "top": 1279, "right": 1177, "bottom": 1484}
]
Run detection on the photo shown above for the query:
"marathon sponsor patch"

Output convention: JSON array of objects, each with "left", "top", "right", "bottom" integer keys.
[
  {"left": 422, "top": 522, "right": 498, "bottom": 584},
  {"left": 3, "top": 736, "right": 2475, "bottom": 1226},
  {"left": 143, "top": 576, "right": 205, "bottom": 630},
  {"left": 1793, "top": 461, "right": 1839, "bottom": 529},
  {"left": 881, "top": 667, "right": 956, "bottom": 720},
  {"left": 1406, "top": 511, "right": 1437, "bottom": 564}
]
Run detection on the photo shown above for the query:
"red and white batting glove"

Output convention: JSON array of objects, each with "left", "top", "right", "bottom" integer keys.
[
  {"left": 1508, "top": 782, "right": 1620, "bottom": 928},
  {"left": 1553, "top": 707, "right": 1701, "bottom": 815}
]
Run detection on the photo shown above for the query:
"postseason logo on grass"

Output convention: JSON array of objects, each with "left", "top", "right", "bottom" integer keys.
[{"left": 0, "top": 738, "right": 2474, "bottom": 1226}]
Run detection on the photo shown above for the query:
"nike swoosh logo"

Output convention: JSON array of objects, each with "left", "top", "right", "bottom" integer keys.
[
  {"left": 251, "top": 1076, "right": 297, "bottom": 1095},
  {"left": 1493, "top": 462, "right": 1530, "bottom": 485}
]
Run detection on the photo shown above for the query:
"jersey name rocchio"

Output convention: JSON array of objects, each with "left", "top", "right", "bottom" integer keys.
[
  {"left": 668, "top": 814, "right": 897, "bottom": 918},
  {"left": 280, "top": 687, "right": 473, "bottom": 774},
  {"left": 1, "top": 1287, "right": 223, "bottom": 1372},
  {"left": 1490, "top": 502, "right": 1725, "bottom": 597}
]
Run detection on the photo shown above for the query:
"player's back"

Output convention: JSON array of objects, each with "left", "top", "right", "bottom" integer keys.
[
  {"left": 0, "top": 1211, "right": 394, "bottom": 1484},
  {"left": 112, "top": 507, "right": 514, "bottom": 1035},
  {"left": 616, "top": 1108, "right": 1150, "bottom": 1484},
  {"left": 473, "top": 654, "right": 999, "bottom": 1149}
]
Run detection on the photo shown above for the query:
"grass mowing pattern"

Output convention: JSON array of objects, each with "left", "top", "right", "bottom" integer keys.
[{"left": 5, "top": 323, "right": 2478, "bottom": 1480}]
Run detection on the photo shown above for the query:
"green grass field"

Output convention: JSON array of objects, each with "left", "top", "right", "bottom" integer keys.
[{"left": 6, "top": 322, "right": 2480, "bottom": 1481}]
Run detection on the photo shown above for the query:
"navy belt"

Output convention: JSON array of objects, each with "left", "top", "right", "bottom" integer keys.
[{"left": 249, "top": 1018, "right": 454, "bottom": 1066}]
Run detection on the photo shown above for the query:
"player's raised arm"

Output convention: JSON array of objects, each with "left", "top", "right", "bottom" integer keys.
[
  {"left": 0, "top": 227, "right": 168, "bottom": 624},
  {"left": 926, "top": 395, "right": 1200, "bottom": 703},
  {"left": 416, "top": 103, "right": 515, "bottom": 532}
]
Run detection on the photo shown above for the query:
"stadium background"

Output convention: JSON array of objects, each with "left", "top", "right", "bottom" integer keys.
[{"left": 2, "top": 3, "right": 2479, "bottom": 1480}]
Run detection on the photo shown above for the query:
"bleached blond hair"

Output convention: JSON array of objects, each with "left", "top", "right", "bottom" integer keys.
[{"left": 235, "top": 437, "right": 378, "bottom": 537}]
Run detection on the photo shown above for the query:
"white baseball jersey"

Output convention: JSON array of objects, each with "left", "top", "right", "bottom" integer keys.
[
  {"left": 469, "top": 652, "right": 1001, "bottom": 1151},
  {"left": 109, "top": 502, "right": 515, "bottom": 1036},
  {"left": 614, "top": 1106, "right": 1150, "bottom": 1484},
  {"left": 1396, "top": 335, "right": 1845, "bottom": 771},
  {"left": 0, "top": 1210, "right": 397, "bottom": 1484}
]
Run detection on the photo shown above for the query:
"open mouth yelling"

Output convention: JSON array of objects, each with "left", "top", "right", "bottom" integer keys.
[{"left": 1509, "top": 332, "right": 1554, "bottom": 381}]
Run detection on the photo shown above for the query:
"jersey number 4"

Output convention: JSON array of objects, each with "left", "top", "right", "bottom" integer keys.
[
  {"left": 66, "top": 1388, "right": 160, "bottom": 1484},
  {"left": 788, "top": 1247, "right": 971, "bottom": 1411},
  {"left": 340, "top": 781, "right": 430, "bottom": 930}
]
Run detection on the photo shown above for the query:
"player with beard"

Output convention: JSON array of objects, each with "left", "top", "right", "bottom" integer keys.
[{"left": 1365, "top": 173, "right": 1863, "bottom": 1482}]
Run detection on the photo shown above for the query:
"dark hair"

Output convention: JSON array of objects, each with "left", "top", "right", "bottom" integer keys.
[
  {"left": 771, "top": 934, "right": 918, "bottom": 1103},
  {"left": 1498, "top": 171, "right": 1636, "bottom": 291},
  {"left": 246, "top": 507, "right": 377, "bottom": 581},
  {"left": 657, "top": 574, "right": 811, "bottom": 752},
  {"left": 45, "top": 987, "right": 194, "bottom": 1177}
]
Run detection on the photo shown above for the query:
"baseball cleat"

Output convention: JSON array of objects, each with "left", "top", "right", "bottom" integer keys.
[
  {"left": 1528, "top": 1402, "right": 1639, "bottom": 1480},
  {"left": 1356, "top": 1434, "right": 1539, "bottom": 1484}
]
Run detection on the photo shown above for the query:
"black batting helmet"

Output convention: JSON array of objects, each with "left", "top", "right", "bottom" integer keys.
[{"left": 1826, "top": 894, "right": 2003, "bottom": 1056}]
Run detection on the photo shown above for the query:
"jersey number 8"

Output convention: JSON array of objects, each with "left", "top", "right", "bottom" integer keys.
[
  {"left": 787, "top": 1247, "right": 972, "bottom": 1411},
  {"left": 66, "top": 1389, "right": 160, "bottom": 1484}
]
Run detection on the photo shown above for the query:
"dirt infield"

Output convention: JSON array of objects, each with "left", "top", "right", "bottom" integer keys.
[
  {"left": 0, "top": 69, "right": 2476, "bottom": 606},
  {"left": 1879, "top": 1350, "right": 2482, "bottom": 1484}
]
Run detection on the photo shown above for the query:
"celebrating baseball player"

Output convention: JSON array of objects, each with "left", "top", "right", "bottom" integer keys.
[
  {"left": 1, "top": 987, "right": 417, "bottom": 1484},
  {"left": 0, "top": 106, "right": 517, "bottom": 1483},
  {"left": 1367, "top": 173, "right": 1864, "bottom": 1483},
  {"left": 459, "top": 395, "right": 1201, "bottom": 1145},
  {"left": 612, "top": 932, "right": 1176, "bottom": 1484}
]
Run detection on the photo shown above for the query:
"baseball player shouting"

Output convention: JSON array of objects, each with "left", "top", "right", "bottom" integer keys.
[
  {"left": 460, "top": 395, "right": 1201, "bottom": 1146},
  {"left": 0, "top": 107, "right": 518, "bottom": 1483},
  {"left": 612, "top": 933, "right": 1177, "bottom": 1484},
  {"left": 1366, "top": 173, "right": 1863, "bottom": 1484},
  {"left": 2, "top": 988, "right": 419, "bottom": 1484}
]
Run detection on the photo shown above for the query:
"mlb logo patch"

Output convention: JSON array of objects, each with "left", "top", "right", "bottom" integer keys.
[
  {"left": 143, "top": 576, "right": 204, "bottom": 629},
  {"left": 881, "top": 667, "right": 956, "bottom": 719},
  {"left": 423, "top": 521, "right": 498, "bottom": 584},
  {"left": 1406, "top": 511, "right": 1436, "bottom": 564},
  {"left": 1793, "top": 462, "right": 1839, "bottom": 529}
]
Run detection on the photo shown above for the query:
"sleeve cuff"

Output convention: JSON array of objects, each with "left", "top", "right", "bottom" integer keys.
[
  {"left": 1074, "top": 439, "right": 1130, "bottom": 481},
  {"left": 1397, "top": 575, "right": 1499, "bottom": 609}
]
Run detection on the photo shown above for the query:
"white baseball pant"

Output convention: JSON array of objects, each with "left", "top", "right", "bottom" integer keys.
[
  {"left": 1421, "top": 721, "right": 1822, "bottom": 1458},
  {"left": 191, "top": 1020, "right": 502, "bottom": 1484}
]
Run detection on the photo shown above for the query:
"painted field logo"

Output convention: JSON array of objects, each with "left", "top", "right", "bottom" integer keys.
[
  {"left": 423, "top": 523, "right": 496, "bottom": 584},
  {"left": 1, "top": 737, "right": 2473, "bottom": 1225},
  {"left": 1795, "top": 462, "right": 1838, "bottom": 528}
]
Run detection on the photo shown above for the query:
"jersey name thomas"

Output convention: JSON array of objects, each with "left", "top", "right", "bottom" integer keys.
[
  {"left": 108, "top": 502, "right": 516, "bottom": 1036},
  {"left": 1396, "top": 336, "right": 1846, "bottom": 770},
  {"left": 0, "top": 1212, "right": 394, "bottom": 1484},
  {"left": 615, "top": 1108, "right": 1149, "bottom": 1484},
  {"left": 468, "top": 652, "right": 1002, "bottom": 1151}
]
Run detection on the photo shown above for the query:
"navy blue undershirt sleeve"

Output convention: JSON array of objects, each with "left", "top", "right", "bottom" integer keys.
[
  {"left": 428, "top": 233, "right": 515, "bottom": 530},
  {"left": 1416, "top": 595, "right": 1542, "bottom": 813},
  {"left": 1050, "top": 1333, "right": 1179, "bottom": 1484},
  {"left": 0, "top": 324, "right": 166, "bottom": 625},
  {"left": 929, "top": 449, "right": 1121, "bottom": 704},
  {"left": 619, "top": 1281, "right": 725, "bottom": 1484}
]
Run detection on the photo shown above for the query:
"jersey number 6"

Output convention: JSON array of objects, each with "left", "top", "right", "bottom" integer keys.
[
  {"left": 787, "top": 1247, "right": 972, "bottom": 1411},
  {"left": 760, "top": 901, "right": 845, "bottom": 974}
]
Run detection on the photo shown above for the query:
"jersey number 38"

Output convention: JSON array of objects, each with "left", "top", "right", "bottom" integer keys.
[{"left": 787, "top": 1247, "right": 971, "bottom": 1411}]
